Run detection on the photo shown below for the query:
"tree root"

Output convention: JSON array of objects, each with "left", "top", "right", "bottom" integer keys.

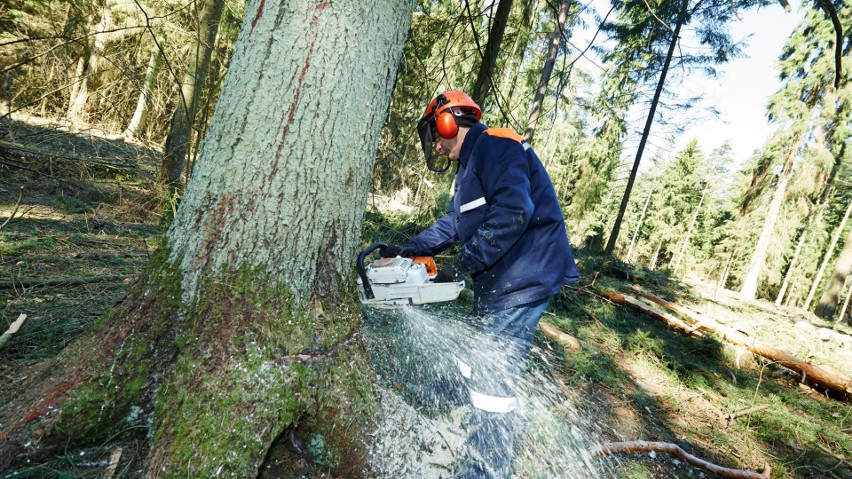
[{"left": 594, "top": 440, "right": 771, "bottom": 479}]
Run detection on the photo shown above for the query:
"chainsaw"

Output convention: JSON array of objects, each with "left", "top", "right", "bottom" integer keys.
[{"left": 357, "top": 242, "right": 466, "bottom": 307}]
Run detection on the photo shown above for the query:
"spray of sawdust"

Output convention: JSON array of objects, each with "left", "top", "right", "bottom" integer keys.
[{"left": 360, "top": 303, "right": 616, "bottom": 478}]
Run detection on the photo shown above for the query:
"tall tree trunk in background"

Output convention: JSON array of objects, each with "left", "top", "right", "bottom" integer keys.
[
  {"left": 776, "top": 227, "right": 810, "bottom": 306},
  {"left": 67, "top": 0, "right": 111, "bottom": 124},
  {"left": 124, "top": 44, "right": 161, "bottom": 138},
  {"left": 808, "top": 200, "right": 852, "bottom": 310},
  {"left": 523, "top": 0, "right": 570, "bottom": 143},
  {"left": 161, "top": 0, "right": 225, "bottom": 189},
  {"left": 815, "top": 226, "right": 852, "bottom": 319},
  {"left": 838, "top": 278, "right": 852, "bottom": 325},
  {"left": 470, "top": 0, "right": 514, "bottom": 107},
  {"left": 604, "top": 13, "right": 683, "bottom": 256},
  {"left": 649, "top": 240, "right": 662, "bottom": 271},
  {"left": 501, "top": 0, "right": 535, "bottom": 124},
  {"left": 673, "top": 188, "right": 706, "bottom": 275},
  {"left": 626, "top": 186, "right": 653, "bottom": 263},
  {"left": 0, "top": 0, "right": 413, "bottom": 475},
  {"left": 739, "top": 139, "right": 802, "bottom": 299}
]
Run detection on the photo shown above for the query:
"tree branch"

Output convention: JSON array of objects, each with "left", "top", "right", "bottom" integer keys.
[{"left": 594, "top": 441, "right": 771, "bottom": 479}]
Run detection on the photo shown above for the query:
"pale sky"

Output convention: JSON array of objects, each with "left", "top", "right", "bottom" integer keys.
[
  {"left": 571, "top": 0, "right": 806, "bottom": 166},
  {"left": 676, "top": 1, "right": 805, "bottom": 162}
]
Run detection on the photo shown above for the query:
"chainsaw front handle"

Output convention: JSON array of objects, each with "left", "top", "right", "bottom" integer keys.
[{"left": 357, "top": 242, "right": 388, "bottom": 300}]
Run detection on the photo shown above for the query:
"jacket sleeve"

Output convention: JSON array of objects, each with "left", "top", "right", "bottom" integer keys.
[
  {"left": 457, "top": 138, "right": 533, "bottom": 274},
  {"left": 404, "top": 206, "right": 458, "bottom": 257}
]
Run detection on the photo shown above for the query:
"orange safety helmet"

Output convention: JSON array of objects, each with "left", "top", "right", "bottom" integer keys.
[{"left": 417, "top": 90, "right": 482, "bottom": 172}]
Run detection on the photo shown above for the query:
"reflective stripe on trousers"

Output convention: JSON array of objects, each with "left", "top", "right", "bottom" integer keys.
[{"left": 459, "top": 297, "right": 551, "bottom": 479}]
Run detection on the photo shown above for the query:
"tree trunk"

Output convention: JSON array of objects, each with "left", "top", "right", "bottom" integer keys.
[
  {"left": 0, "top": 1, "right": 413, "bottom": 476},
  {"left": 501, "top": 0, "right": 535, "bottom": 124},
  {"left": 626, "top": 187, "right": 652, "bottom": 263},
  {"left": 776, "top": 227, "right": 809, "bottom": 306},
  {"left": 67, "top": 0, "right": 112, "bottom": 124},
  {"left": 470, "top": 0, "right": 514, "bottom": 107},
  {"left": 806, "top": 199, "right": 852, "bottom": 309},
  {"left": 523, "top": 0, "right": 570, "bottom": 143},
  {"left": 124, "top": 44, "right": 161, "bottom": 138},
  {"left": 604, "top": 11, "right": 683, "bottom": 256},
  {"left": 838, "top": 277, "right": 852, "bottom": 325},
  {"left": 649, "top": 240, "right": 663, "bottom": 271},
  {"left": 673, "top": 188, "right": 706, "bottom": 275},
  {"left": 161, "top": 0, "right": 226, "bottom": 189},
  {"left": 739, "top": 143, "right": 801, "bottom": 300},
  {"left": 815, "top": 221, "right": 852, "bottom": 319}
]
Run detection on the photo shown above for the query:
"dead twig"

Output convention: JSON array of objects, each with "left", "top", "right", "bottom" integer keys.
[
  {"left": 594, "top": 441, "right": 770, "bottom": 478},
  {"left": 0, "top": 314, "right": 28, "bottom": 351},
  {"left": 724, "top": 404, "right": 769, "bottom": 424},
  {"left": 0, "top": 186, "right": 24, "bottom": 232}
]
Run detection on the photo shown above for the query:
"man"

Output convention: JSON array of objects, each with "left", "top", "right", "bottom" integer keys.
[{"left": 382, "top": 90, "right": 579, "bottom": 478}]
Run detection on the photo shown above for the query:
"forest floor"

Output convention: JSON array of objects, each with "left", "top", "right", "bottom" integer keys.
[{"left": 1, "top": 116, "right": 851, "bottom": 478}]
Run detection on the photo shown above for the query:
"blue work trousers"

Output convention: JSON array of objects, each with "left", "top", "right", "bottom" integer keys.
[{"left": 460, "top": 297, "right": 550, "bottom": 479}]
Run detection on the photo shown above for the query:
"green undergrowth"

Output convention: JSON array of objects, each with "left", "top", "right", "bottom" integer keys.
[{"left": 543, "top": 261, "right": 852, "bottom": 478}]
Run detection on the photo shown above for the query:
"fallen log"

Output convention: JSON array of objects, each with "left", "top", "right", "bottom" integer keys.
[
  {"left": 603, "top": 291, "right": 704, "bottom": 336},
  {"left": 594, "top": 440, "right": 770, "bottom": 479},
  {"left": 615, "top": 287, "right": 852, "bottom": 400},
  {"left": 538, "top": 322, "right": 583, "bottom": 352}
]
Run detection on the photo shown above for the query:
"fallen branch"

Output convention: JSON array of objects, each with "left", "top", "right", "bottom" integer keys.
[
  {"left": 0, "top": 314, "right": 27, "bottom": 350},
  {"left": 620, "top": 286, "right": 852, "bottom": 400},
  {"left": 0, "top": 276, "right": 129, "bottom": 289},
  {"left": 724, "top": 404, "right": 769, "bottom": 424},
  {"left": 603, "top": 290, "right": 704, "bottom": 336},
  {"left": 0, "top": 186, "right": 24, "bottom": 232},
  {"left": 0, "top": 139, "right": 135, "bottom": 169},
  {"left": 538, "top": 321, "right": 583, "bottom": 352},
  {"left": 594, "top": 441, "right": 770, "bottom": 479}
]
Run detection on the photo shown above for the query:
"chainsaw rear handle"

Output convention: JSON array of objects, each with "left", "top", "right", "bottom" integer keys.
[{"left": 357, "top": 242, "right": 388, "bottom": 300}]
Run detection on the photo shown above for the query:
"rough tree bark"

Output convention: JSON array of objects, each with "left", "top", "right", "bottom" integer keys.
[
  {"left": 470, "top": 0, "right": 514, "bottom": 107},
  {"left": 124, "top": 44, "right": 161, "bottom": 138},
  {"left": 523, "top": 0, "right": 570, "bottom": 143},
  {"left": 161, "top": 0, "right": 226, "bottom": 189},
  {"left": 0, "top": 0, "right": 413, "bottom": 476},
  {"left": 815, "top": 223, "right": 852, "bottom": 319}
]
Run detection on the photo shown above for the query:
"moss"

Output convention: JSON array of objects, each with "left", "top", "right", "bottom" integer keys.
[
  {"left": 53, "top": 243, "right": 183, "bottom": 442},
  {"left": 144, "top": 262, "right": 375, "bottom": 477},
  {"left": 54, "top": 332, "right": 156, "bottom": 440}
]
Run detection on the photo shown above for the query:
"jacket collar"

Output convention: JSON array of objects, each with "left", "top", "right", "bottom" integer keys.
[{"left": 458, "top": 122, "right": 488, "bottom": 168}]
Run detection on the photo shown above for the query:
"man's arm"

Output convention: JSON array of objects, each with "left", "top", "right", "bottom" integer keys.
[
  {"left": 457, "top": 138, "right": 533, "bottom": 274},
  {"left": 404, "top": 208, "right": 459, "bottom": 257}
]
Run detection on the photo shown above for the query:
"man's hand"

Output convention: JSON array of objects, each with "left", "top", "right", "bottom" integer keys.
[
  {"left": 434, "top": 262, "right": 466, "bottom": 283},
  {"left": 379, "top": 244, "right": 415, "bottom": 258}
]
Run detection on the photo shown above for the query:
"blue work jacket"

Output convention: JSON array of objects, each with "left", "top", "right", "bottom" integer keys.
[{"left": 406, "top": 123, "right": 579, "bottom": 314}]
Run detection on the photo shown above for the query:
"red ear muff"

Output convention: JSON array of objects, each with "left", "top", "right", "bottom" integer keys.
[{"left": 435, "top": 111, "right": 458, "bottom": 139}]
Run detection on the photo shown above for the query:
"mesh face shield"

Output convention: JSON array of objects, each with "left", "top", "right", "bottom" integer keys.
[{"left": 417, "top": 116, "right": 450, "bottom": 173}]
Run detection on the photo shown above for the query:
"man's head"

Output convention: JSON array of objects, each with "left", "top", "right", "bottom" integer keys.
[{"left": 417, "top": 90, "right": 481, "bottom": 172}]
